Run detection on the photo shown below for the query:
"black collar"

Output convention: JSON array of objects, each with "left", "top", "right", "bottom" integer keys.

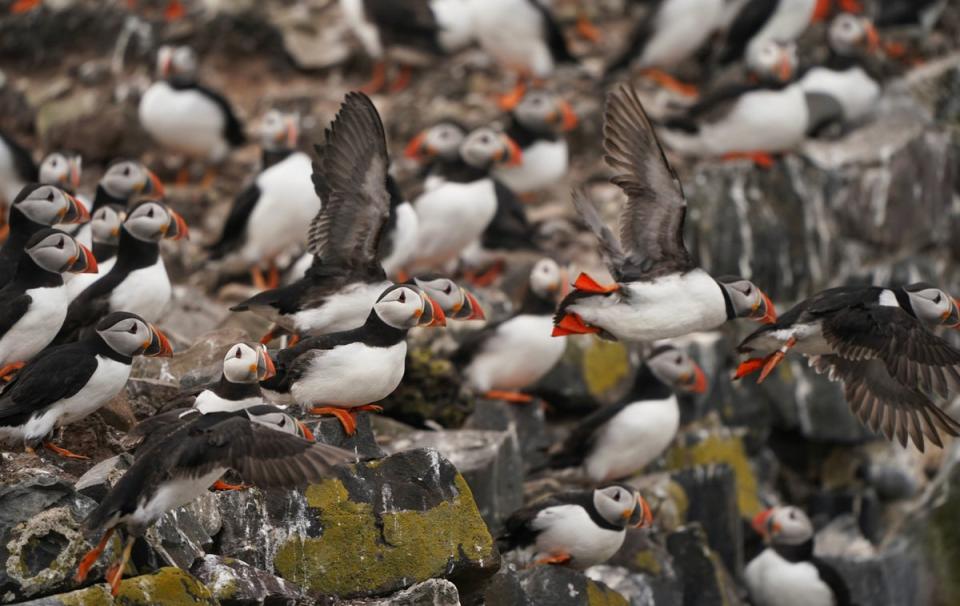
[
  {"left": 894, "top": 287, "right": 916, "bottom": 317},
  {"left": 505, "top": 116, "right": 560, "bottom": 149},
  {"left": 430, "top": 157, "right": 489, "bottom": 183},
  {"left": 92, "top": 185, "right": 128, "bottom": 213},
  {"left": 262, "top": 148, "right": 296, "bottom": 170},
  {"left": 213, "top": 375, "right": 262, "bottom": 401},
  {"left": 622, "top": 363, "right": 673, "bottom": 402},
  {"left": 113, "top": 228, "right": 160, "bottom": 272},
  {"left": 8, "top": 254, "right": 63, "bottom": 290},
  {"left": 92, "top": 241, "right": 118, "bottom": 263},
  {"left": 717, "top": 281, "right": 736, "bottom": 321},
  {"left": 772, "top": 539, "right": 814, "bottom": 563}
]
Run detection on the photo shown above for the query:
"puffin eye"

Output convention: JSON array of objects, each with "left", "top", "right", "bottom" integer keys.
[
  {"left": 147, "top": 208, "right": 155, "bottom": 218},
  {"left": 47, "top": 191, "right": 55, "bottom": 202},
  {"left": 612, "top": 491, "right": 621, "bottom": 501},
  {"left": 675, "top": 356, "right": 683, "bottom": 365},
  {"left": 934, "top": 293, "right": 942, "bottom": 304},
  {"left": 398, "top": 291, "right": 406, "bottom": 304},
  {"left": 128, "top": 323, "right": 138, "bottom": 334},
  {"left": 235, "top": 347, "right": 242, "bottom": 358},
  {"left": 744, "top": 286, "right": 753, "bottom": 296},
  {"left": 56, "top": 238, "right": 64, "bottom": 249},
  {"left": 123, "top": 167, "right": 131, "bottom": 177},
  {"left": 444, "top": 284, "right": 452, "bottom": 295}
]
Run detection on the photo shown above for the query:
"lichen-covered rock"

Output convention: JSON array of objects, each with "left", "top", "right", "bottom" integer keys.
[
  {"left": 666, "top": 525, "right": 742, "bottom": 606},
  {"left": 272, "top": 448, "right": 499, "bottom": 599},
  {"left": 191, "top": 554, "right": 304, "bottom": 605},
  {"left": 342, "top": 578, "right": 461, "bottom": 606},
  {"left": 380, "top": 347, "right": 475, "bottom": 429},
  {"left": 17, "top": 567, "right": 217, "bottom": 605},
  {"left": 482, "top": 565, "right": 629, "bottom": 606},
  {"left": 141, "top": 492, "right": 222, "bottom": 571},
  {"left": 530, "top": 337, "right": 635, "bottom": 414}
]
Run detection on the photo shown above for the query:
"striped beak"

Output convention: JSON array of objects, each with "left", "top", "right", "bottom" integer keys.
[
  {"left": 256, "top": 346, "right": 277, "bottom": 381},
  {"left": 628, "top": 495, "right": 654, "bottom": 528},
  {"left": 496, "top": 134, "right": 523, "bottom": 167},
  {"left": 452, "top": 288, "right": 486, "bottom": 321},
  {"left": 417, "top": 293, "right": 447, "bottom": 327},
  {"left": 751, "top": 290, "right": 777, "bottom": 324},
  {"left": 162, "top": 208, "right": 189, "bottom": 240},
  {"left": 679, "top": 361, "right": 708, "bottom": 394},
  {"left": 68, "top": 243, "right": 98, "bottom": 274},
  {"left": 141, "top": 168, "right": 166, "bottom": 197},
  {"left": 61, "top": 193, "right": 90, "bottom": 224},
  {"left": 404, "top": 131, "right": 434, "bottom": 161},
  {"left": 941, "top": 298, "right": 960, "bottom": 329},
  {"left": 144, "top": 324, "right": 174, "bottom": 357}
]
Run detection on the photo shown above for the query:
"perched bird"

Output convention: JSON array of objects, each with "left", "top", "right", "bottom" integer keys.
[
  {"left": 494, "top": 89, "right": 578, "bottom": 195},
  {"left": 452, "top": 258, "right": 565, "bottom": 402},
  {"left": 66, "top": 206, "right": 125, "bottom": 301},
  {"left": 0, "top": 184, "right": 89, "bottom": 287},
  {"left": 0, "top": 312, "right": 171, "bottom": 459},
  {"left": 553, "top": 86, "right": 777, "bottom": 342},
  {"left": 746, "top": 506, "right": 853, "bottom": 606},
  {"left": 339, "top": 0, "right": 476, "bottom": 93},
  {"left": 736, "top": 283, "right": 960, "bottom": 451},
  {"left": 0, "top": 229, "right": 97, "bottom": 380},
  {"left": 75, "top": 409, "right": 353, "bottom": 596},
  {"left": 261, "top": 283, "right": 446, "bottom": 435},
  {"left": 138, "top": 45, "right": 245, "bottom": 180},
  {"left": 207, "top": 110, "right": 321, "bottom": 289},
  {"left": 0, "top": 131, "right": 37, "bottom": 211},
  {"left": 403, "top": 119, "right": 469, "bottom": 191},
  {"left": 56, "top": 200, "right": 188, "bottom": 343},
  {"left": 547, "top": 344, "right": 707, "bottom": 481},
  {"left": 194, "top": 343, "right": 278, "bottom": 414},
  {"left": 499, "top": 485, "right": 654, "bottom": 568}
]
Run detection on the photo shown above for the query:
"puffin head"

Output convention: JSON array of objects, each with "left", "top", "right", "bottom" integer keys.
[
  {"left": 90, "top": 206, "right": 124, "bottom": 246},
  {"left": 373, "top": 284, "right": 446, "bottom": 329},
  {"left": 24, "top": 229, "right": 97, "bottom": 275},
  {"left": 752, "top": 505, "right": 813, "bottom": 545},
  {"left": 646, "top": 344, "right": 708, "bottom": 394},
  {"left": 529, "top": 257, "right": 566, "bottom": 301},
  {"left": 13, "top": 184, "right": 89, "bottom": 226},
  {"left": 223, "top": 343, "right": 276, "bottom": 384},
  {"left": 512, "top": 90, "right": 578, "bottom": 133},
  {"left": 717, "top": 277, "right": 777, "bottom": 324},
  {"left": 903, "top": 283, "right": 960, "bottom": 329},
  {"left": 829, "top": 13, "right": 879, "bottom": 55},
  {"left": 101, "top": 160, "right": 165, "bottom": 199},
  {"left": 460, "top": 127, "right": 522, "bottom": 169},
  {"left": 746, "top": 40, "right": 797, "bottom": 84},
  {"left": 260, "top": 109, "right": 300, "bottom": 150},
  {"left": 157, "top": 45, "right": 197, "bottom": 79},
  {"left": 124, "top": 200, "right": 189, "bottom": 242},
  {"left": 39, "top": 152, "right": 82, "bottom": 193},
  {"left": 594, "top": 485, "right": 654, "bottom": 529},
  {"left": 412, "top": 276, "right": 485, "bottom": 321},
  {"left": 404, "top": 120, "right": 467, "bottom": 162},
  {"left": 95, "top": 311, "right": 173, "bottom": 357}
]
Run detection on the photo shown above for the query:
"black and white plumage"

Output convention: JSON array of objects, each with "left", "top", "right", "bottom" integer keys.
[
  {"left": 376, "top": 175, "right": 419, "bottom": 279},
  {"left": 718, "top": 0, "right": 847, "bottom": 65},
  {"left": 404, "top": 119, "right": 469, "bottom": 191},
  {"left": 498, "top": 485, "right": 653, "bottom": 569},
  {"left": 547, "top": 344, "right": 706, "bottom": 482},
  {"left": 55, "top": 200, "right": 187, "bottom": 343},
  {"left": 66, "top": 206, "right": 124, "bottom": 302},
  {"left": 736, "top": 283, "right": 960, "bottom": 451},
  {"left": 138, "top": 45, "right": 245, "bottom": 162},
  {"left": 553, "top": 86, "right": 776, "bottom": 342},
  {"left": 746, "top": 506, "right": 853, "bottom": 606},
  {"left": 39, "top": 152, "right": 82, "bottom": 195},
  {"left": 0, "top": 131, "right": 38, "bottom": 207},
  {"left": 407, "top": 275, "right": 486, "bottom": 321},
  {"left": 193, "top": 343, "right": 277, "bottom": 414},
  {"left": 0, "top": 312, "right": 171, "bottom": 456}
]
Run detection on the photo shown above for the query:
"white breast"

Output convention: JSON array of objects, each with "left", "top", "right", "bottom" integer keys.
[
  {"left": 430, "top": 0, "right": 476, "bottom": 52},
  {"left": 469, "top": 0, "right": 555, "bottom": 77},
  {"left": 638, "top": 0, "right": 726, "bottom": 68},
  {"left": 290, "top": 341, "right": 407, "bottom": 408},
  {"left": 108, "top": 257, "right": 171, "bottom": 323},
  {"left": 0, "top": 285, "right": 68, "bottom": 367},
  {"left": 291, "top": 280, "right": 391, "bottom": 335},
  {"left": 194, "top": 390, "right": 263, "bottom": 414},
  {"left": 493, "top": 139, "right": 568, "bottom": 194},
  {"left": 0, "top": 141, "right": 26, "bottom": 205},
  {"left": 66, "top": 256, "right": 116, "bottom": 302},
  {"left": 800, "top": 67, "right": 880, "bottom": 122},
  {"left": 380, "top": 202, "right": 420, "bottom": 277},
  {"left": 411, "top": 179, "right": 498, "bottom": 271},
  {"left": 584, "top": 397, "right": 680, "bottom": 482},
  {"left": 465, "top": 315, "right": 566, "bottom": 392},
  {"left": 745, "top": 549, "right": 837, "bottom": 606},
  {"left": 699, "top": 84, "right": 809, "bottom": 154},
  {"left": 138, "top": 82, "right": 230, "bottom": 161},
  {"left": 129, "top": 468, "right": 227, "bottom": 529},
  {"left": 532, "top": 505, "right": 626, "bottom": 569}
]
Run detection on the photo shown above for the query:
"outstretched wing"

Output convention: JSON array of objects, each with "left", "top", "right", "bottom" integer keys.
[{"left": 571, "top": 188, "right": 626, "bottom": 280}]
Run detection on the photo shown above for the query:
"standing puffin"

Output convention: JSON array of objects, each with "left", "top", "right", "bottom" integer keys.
[
  {"left": 75, "top": 411, "right": 352, "bottom": 596},
  {"left": 138, "top": 45, "right": 245, "bottom": 179},
  {"left": 453, "top": 258, "right": 565, "bottom": 402},
  {"left": 340, "top": 0, "right": 476, "bottom": 93},
  {"left": 56, "top": 200, "right": 188, "bottom": 343},
  {"left": 547, "top": 344, "right": 707, "bottom": 482},
  {"left": 0, "top": 184, "right": 89, "bottom": 287},
  {"left": 499, "top": 485, "right": 653, "bottom": 568},
  {"left": 552, "top": 86, "right": 777, "bottom": 342},
  {"left": 260, "top": 283, "right": 446, "bottom": 435},
  {"left": 746, "top": 506, "right": 853, "bottom": 606},
  {"left": 0, "top": 312, "right": 171, "bottom": 459},
  {"left": 736, "top": 283, "right": 960, "bottom": 451},
  {"left": 207, "top": 110, "right": 321, "bottom": 289},
  {"left": 494, "top": 89, "right": 578, "bottom": 195},
  {"left": 0, "top": 229, "right": 97, "bottom": 379},
  {"left": 194, "top": 343, "right": 278, "bottom": 414},
  {"left": 0, "top": 131, "right": 37, "bottom": 211}
]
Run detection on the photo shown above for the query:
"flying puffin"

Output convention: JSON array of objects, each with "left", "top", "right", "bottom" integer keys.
[
  {"left": 0, "top": 131, "right": 37, "bottom": 212},
  {"left": 547, "top": 344, "right": 706, "bottom": 482},
  {"left": 498, "top": 485, "right": 654, "bottom": 568},
  {"left": 746, "top": 506, "right": 853, "bottom": 606},
  {"left": 74, "top": 410, "right": 353, "bottom": 596},
  {"left": 452, "top": 258, "right": 565, "bottom": 402},
  {"left": 260, "top": 283, "right": 446, "bottom": 435},
  {"left": 736, "top": 283, "right": 960, "bottom": 451},
  {"left": 0, "top": 184, "right": 89, "bottom": 287},
  {"left": 230, "top": 93, "right": 401, "bottom": 339},
  {"left": 403, "top": 119, "right": 469, "bottom": 191},
  {"left": 55, "top": 200, "right": 188, "bottom": 343},
  {"left": 138, "top": 45, "right": 245, "bottom": 180},
  {"left": 0, "top": 312, "right": 171, "bottom": 459},
  {"left": 207, "top": 110, "right": 321, "bottom": 289},
  {"left": 339, "top": 0, "right": 476, "bottom": 93},
  {"left": 494, "top": 89, "right": 578, "bottom": 195},
  {"left": 552, "top": 86, "right": 777, "bottom": 342},
  {"left": 0, "top": 229, "right": 97, "bottom": 380},
  {"left": 66, "top": 206, "right": 125, "bottom": 302}
]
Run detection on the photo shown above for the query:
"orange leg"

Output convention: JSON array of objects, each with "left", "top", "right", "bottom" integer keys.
[
  {"left": 266, "top": 262, "right": 280, "bottom": 289},
  {"left": 175, "top": 167, "right": 191, "bottom": 186},
  {"left": 296, "top": 420, "right": 315, "bottom": 442},
  {"left": 211, "top": 479, "right": 249, "bottom": 491},
  {"left": 0, "top": 223, "right": 8, "bottom": 244},
  {"left": 389, "top": 65, "right": 413, "bottom": 93},
  {"left": 353, "top": 404, "right": 383, "bottom": 413},
  {"left": 43, "top": 441, "right": 89, "bottom": 460},
  {"left": 107, "top": 536, "right": 136, "bottom": 597},
  {"left": 164, "top": 0, "right": 184, "bottom": 20},
  {"left": 484, "top": 390, "right": 534, "bottom": 404},
  {"left": 722, "top": 151, "right": 776, "bottom": 169},
  {"left": 287, "top": 333, "right": 301, "bottom": 347},
  {"left": 757, "top": 337, "right": 796, "bottom": 384},
  {"left": 0, "top": 361, "right": 25, "bottom": 382},
  {"left": 251, "top": 266, "right": 268, "bottom": 290},
  {"left": 360, "top": 61, "right": 387, "bottom": 95},
  {"left": 497, "top": 77, "right": 528, "bottom": 111},
  {"left": 309, "top": 406, "right": 357, "bottom": 435},
  {"left": 75, "top": 527, "right": 115, "bottom": 583},
  {"left": 575, "top": 13, "right": 602, "bottom": 43},
  {"left": 641, "top": 69, "right": 699, "bottom": 97},
  {"left": 535, "top": 552, "right": 572, "bottom": 566},
  {"left": 259, "top": 325, "right": 283, "bottom": 345},
  {"left": 464, "top": 261, "right": 504, "bottom": 288},
  {"left": 394, "top": 269, "right": 410, "bottom": 283}
]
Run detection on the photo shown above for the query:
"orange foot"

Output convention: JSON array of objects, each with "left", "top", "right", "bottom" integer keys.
[
  {"left": 353, "top": 404, "right": 383, "bottom": 414},
  {"left": 497, "top": 79, "right": 528, "bottom": 111},
  {"left": 164, "top": 0, "right": 184, "bottom": 20},
  {"left": 360, "top": 61, "right": 387, "bottom": 95},
  {"left": 535, "top": 552, "right": 572, "bottom": 566},
  {"left": 757, "top": 336, "right": 796, "bottom": 383},
  {"left": 723, "top": 151, "right": 776, "bottom": 169},
  {"left": 464, "top": 261, "right": 504, "bottom": 288},
  {"left": 733, "top": 357, "right": 765, "bottom": 380},
  {"left": 575, "top": 14, "right": 602, "bottom": 43},
  {"left": 287, "top": 333, "right": 301, "bottom": 347},
  {"left": 309, "top": 406, "right": 357, "bottom": 436},
  {"left": 0, "top": 222, "right": 8, "bottom": 244},
  {"left": 106, "top": 537, "right": 135, "bottom": 597},
  {"left": 10, "top": 0, "right": 40, "bottom": 13},
  {"left": 260, "top": 326, "right": 285, "bottom": 345},
  {"left": 389, "top": 65, "right": 413, "bottom": 93},
  {"left": 211, "top": 479, "right": 249, "bottom": 491},
  {"left": 44, "top": 441, "right": 89, "bottom": 460},
  {"left": 251, "top": 263, "right": 280, "bottom": 290},
  {"left": 642, "top": 69, "right": 699, "bottom": 97},
  {"left": 552, "top": 312, "right": 600, "bottom": 337},
  {"left": 484, "top": 390, "right": 534, "bottom": 404},
  {"left": 296, "top": 420, "right": 315, "bottom": 442},
  {"left": 0, "top": 361, "right": 25, "bottom": 382},
  {"left": 75, "top": 528, "right": 115, "bottom": 583}
]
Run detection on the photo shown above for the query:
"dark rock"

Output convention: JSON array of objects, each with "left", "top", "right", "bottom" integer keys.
[
  {"left": 464, "top": 398, "right": 549, "bottom": 472},
  {"left": 606, "top": 530, "right": 683, "bottom": 604},
  {"left": 16, "top": 567, "right": 217, "bottom": 605},
  {"left": 666, "top": 525, "right": 742, "bottom": 606},
  {"left": 671, "top": 465, "right": 743, "bottom": 579},
  {"left": 586, "top": 565, "right": 670, "bottom": 606},
  {"left": 191, "top": 554, "right": 305, "bottom": 605},
  {"left": 308, "top": 412, "right": 385, "bottom": 460},
  {"left": 529, "top": 337, "right": 636, "bottom": 415},
  {"left": 74, "top": 454, "right": 133, "bottom": 503},
  {"left": 142, "top": 491, "right": 221, "bottom": 571},
  {"left": 343, "top": 578, "right": 462, "bottom": 605},
  {"left": 380, "top": 346, "right": 475, "bottom": 429},
  {"left": 517, "top": 565, "right": 629, "bottom": 606}
]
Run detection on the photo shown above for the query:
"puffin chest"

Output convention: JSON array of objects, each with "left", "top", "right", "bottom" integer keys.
[
  {"left": 131, "top": 467, "right": 227, "bottom": 529},
  {"left": 585, "top": 397, "right": 680, "bottom": 482},
  {"left": 494, "top": 139, "right": 568, "bottom": 193},
  {"left": 0, "top": 285, "right": 68, "bottom": 364},
  {"left": 139, "top": 83, "right": 227, "bottom": 156},
  {"left": 291, "top": 340, "right": 408, "bottom": 406},
  {"left": 109, "top": 258, "right": 171, "bottom": 323},
  {"left": 531, "top": 504, "right": 626, "bottom": 568},
  {"left": 746, "top": 550, "right": 836, "bottom": 606}
]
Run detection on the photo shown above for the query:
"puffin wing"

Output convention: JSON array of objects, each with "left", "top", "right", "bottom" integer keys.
[
  {"left": 482, "top": 181, "right": 537, "bottom": 251},
  {"left": 208, "top": 182, "right": 261, "bottom": 259},
  {"left": 718, "top": 0, "right": 778, "bottom": 64},
  {"left": 0, "top": 346, "right": 97, "bottom": 425},
  {"left": 499, "top": 493, "right": 567, "bottom": 550},
  {"left": 0, "top": 292, "right": 32, "bottom": 338},
  {"left": 0, "top": 131, "right": 38, "bottom": 182},
  {"left": 123, "top": 407, "right": 198, "bottom": 454},
  {"left": 571, "top": 188, "right": 626, "bottom": 279},
  {"left": 603, "top": 85, "right": 695, "bottom": 281},
  {"left": 528, "top": 0, "right": 577, "bottom": 64},
  {"left": 307, "top": 92, "right": 391, "bottom": 272},
  {"left": 170, "top": 79, "right": 246, "bottom": 146}
]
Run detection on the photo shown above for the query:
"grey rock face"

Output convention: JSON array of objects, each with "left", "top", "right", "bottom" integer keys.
[
  {"left": 191, "top": 554, "right": 305, "bottom": 605},
  {"left": 342, "top": 578, "right": 462, "bottom": 606},
  {"left": 671, "top": 465, "right": 743, "bottom": 579},
  {"left": 464, "top": 398, "right": 549, "bottom": 472},
  {"left": 666, "top": 525, "right": 743, "bottom": 606}
]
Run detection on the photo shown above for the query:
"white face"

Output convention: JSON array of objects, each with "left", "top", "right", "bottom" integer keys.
[
  {"left": 223, "top": 343, "right": 274, "bottom": 383},
  {"left": 25, "top": 230, "right": 86, "bottom": 274},
  {"left": 373, "top": 285, "right": 432, "bottom": 329},
  {"left": 100, "top": 161, "right": 155, "bottom": 199},
  {"left": 246, "top": 406, "right": 301, "bottom": 435},
  {"left": 529, "top": 258, "right": 562, "bottom": 300},
  {"left": 763, "top": 506, "right": 813, "bottom": 546},
  {"left": 97, "top": 315, "right": 155, "bottom": 356},
  {"left": 829, "top": 14, "right": 874, "bottom": 54},
  {"left": 158, "top": 45, "right": 197, "bottom": 77},
  {"left": 91, "top": 206, "right": 123, "bottom": 245},
  {"left": 746, "top": 40, "right": 796, "bottom": 82},
  {"left": 460, "top": 128, "right": 518, "bottom": 168},
  {"left": 906, "top": 286, "right": 959, "bottom": 327},
  {"left": 593, "top": 485, "right": 637, "bottom": 528},
  {"left": 414, "top": 277, "right": 463, "bottom": 316},
  {"left": 16, "top": 185, "right": 78, "bottom": 225},
  {"left": 646, "top": 347, "right": 706, "bottom": 394},
  {"left": 259, "top": 110, "right": 299, "bottom": 149},
  {"left": 39, "top": 152, "right": 81, "bottom": 191},
  {"left": 124, "top": 201, "right": 185, "bottom": 242},
  {"left": 424, "top": 123, "right": 466, "bottom": 159},
  {"left": 719, "top": 278, "right": 773, "bottom": 322}
]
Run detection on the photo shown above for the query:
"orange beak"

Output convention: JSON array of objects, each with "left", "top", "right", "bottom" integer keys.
[
  {"left": 552, "top": 100, "right": 578, "bottom": 132},
  {"left": 752, "top": 508, "right": 774, "bottom": 536},
  {"left": 811, "top": 0, "right": 831, "bottom": 22},
  {"left": 682, "top": 362, "right": 708, "bottom": 394},
  {"left": 753, "top": 290, "right": 777, "bottom": 324},
  {"left": 404, "top": 131, "right": 432, "bottom": 161},
  {"left": 497, "top": 135, "right": 523, "bottom": 167},
  {"left": 69, "top": 158, "right": 82, "bottom": 191},
  {"left": 464, "top": 290, "right": 485, "bottom": 320},
  {"left": 143, "top": 169, "right": 165, "bottom": 197},
  {"left": 428, "top": 296, "right": 447, "bottom": 327},
  {"left": 257, "top": 348, "right": 277, "bottom": 381},
  {"left": 146, "top": 324, "right": 174, "bottom": 357},
  {"left": 284, "top": 117, "right": 299, "bottom": 148},
  {"left": 777, "top": 56, "right": 793, "bottom": 82},
  {"left": 629, "top": 495, "right": 654, "bottom": 528},
  {"left": 70, "top": 243, "right": 99, "bottom": 274},
  {"left": 864, "top": 22, "right": 880, "bottom": 53},
  {"left": 296, "top": 420, "right": 316, "bottom": 442},
  {"left": 63, "top": 193, "right": 90, "bottom": 224},
  {"left": 164, "top": 208, "right": 189, "bottom": 240},
  {"left": 941, "top": 298, "right": 960, "bottom": 329}
]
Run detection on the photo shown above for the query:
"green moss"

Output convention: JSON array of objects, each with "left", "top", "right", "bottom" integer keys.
[
  {"left": 585, "top": 580, "right": 629, "bottom": 606},
  {"left": 55, "top": 568, "right": 215, "bottom": 606},
  {"left": 631, "top": 550, "right": 662, "bottom": 576},
  {"left": 581, "top": 339, "right": 629, "bottom": 398},
  {"left": 58, "top": 586, "right": 113, "bottom": 606},
  {"left": 665, "top": 434, "right": 760, "bottom": 518},
  {"left": 274, "top": 474, "right": 495, "bottom": 597}
]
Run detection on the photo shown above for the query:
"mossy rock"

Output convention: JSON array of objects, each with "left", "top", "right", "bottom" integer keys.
[
  {"left": 273, "top": 448, "right": 499, "bottom": 599},
  {"left": 531, "top": 337, "right": 634, "bottom": 414},
  {"left": 380, "top": 347, "right": 475, "bottom": 428},
  {"left": 23, "top": 567, "right": 216, "bottom": 605}
]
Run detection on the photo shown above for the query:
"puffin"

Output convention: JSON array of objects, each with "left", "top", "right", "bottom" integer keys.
[
  {"left": 74, "top": 410, "right": 353, "bottom": 596},
  {"left": 39, "top": 152, "right": 82, "bottom": 195},
  {"left": 339, "top": 0, "right": 475, "bottom": 93},
  {"left": 0, "top": 312, "right": 171, "bottom": 459},
  {"left": 230, "top": 93, "right": 398, "bottom": 338},
  {"left": 55, "top": 200, "right": 188, "bottom": 343},
  {"left": 0, "top": 184, "right": 89, "bottom": 287},
  {"left": 207, "top": 110, "right": 321, "bottom": 289},
  {"left": 407, "top": 275, "right": 486, "bottom": 321},
  {"left": 552, "top": 86, "right": 777, "bottom": 343},
  {"left": 138, "top": 45, "right": 245, "bottom": 178},
  {"left": 735, "top": 283, "right": 960, "bottom": 451},
  {"left": 498, "top": 485, "right": 654, "bottom": 568},
  {"left": 260, "top": 283, "right": 446, "bottom": 435},
  {"left": 66, "top": 206, "right": 125, "bottom": 302},
  {"left": 746, "top": 506, "right": 853, "bottom": 606},
  {"left": 547, "top": 344, "right": 707, "bottom": 482},
  {"left": 194, "top": 343, "right": 278, "bottom": 414},
  {"left": 0, "top": 131, "right": 37, "bottom": 211},
  {"left": 494, "top": 89, "right": 578, "bottom": 195},
  {"left": 0, "top": 229, "right": 97, "bottom": 380},
  {"left": 403, "top": 119, "right": 469, "bottom": 191},
  {"left": 452, "top": 258, "right": 565, "bottom": 402}
]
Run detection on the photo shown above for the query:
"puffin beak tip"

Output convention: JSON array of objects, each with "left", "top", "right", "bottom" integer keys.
[
  {"left": 76, "top": 244, "right": 98, "bottom": 274},
  {"left": 147, "top": 325, "right": 174, "bottom": 357},
  {"left": 259, "top": 350, "right": 277, "bottom": 381}
]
